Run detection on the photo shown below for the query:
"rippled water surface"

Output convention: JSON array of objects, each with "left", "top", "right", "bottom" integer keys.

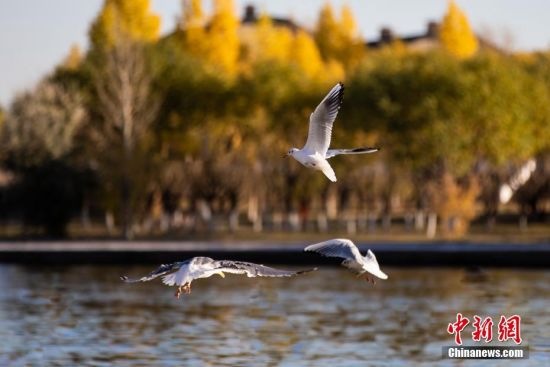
[{"left": 0, "top": 265, "right": 548, "bottom": 366}]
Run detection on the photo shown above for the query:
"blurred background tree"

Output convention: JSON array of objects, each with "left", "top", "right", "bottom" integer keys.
[
  {"left": 439, "top": 0, "right": 478, "bottom": 59},
  {"left": 89, "top": 0, "right": 160, "bottom": 50},
  {"left": 1, "top": 0, "right": 549, "bottom": 239},
  {"left": 314, "top": 3, "right": 364, "bottom": 71},
  {"left": 1, "top": 80, "right": 90, "bottom": 236}
]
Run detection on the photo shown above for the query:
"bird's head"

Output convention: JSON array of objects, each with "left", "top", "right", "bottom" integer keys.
[{"left": 284, "top": 148, "right": 299, "bottom": 158}]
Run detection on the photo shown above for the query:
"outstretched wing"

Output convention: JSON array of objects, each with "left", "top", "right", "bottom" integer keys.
[
  {"left": 120, "top": 260, "right": 189, "bottom": 283},
  {"left": 303, "top": 83, "right": 344, "bottom": 156},
  {"left": 325, "top": 147, "right": 379, "bottom": 159},
  {"left": 363, "top": 249, "right": 389, "bottom": 280},
  {"left": 304, "top": 238, "right": 364, "bottom": 263},
  {"left": 213, "top": 260, "right": 316, "bottom": 278}
]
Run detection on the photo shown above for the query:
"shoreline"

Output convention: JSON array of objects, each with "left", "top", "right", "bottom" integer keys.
[{"left": 1, "top": 240, "right": 549, "bottom": 268}]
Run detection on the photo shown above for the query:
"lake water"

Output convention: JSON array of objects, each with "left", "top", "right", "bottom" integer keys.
[{"left": 0, "top": 265, "right": 548, "bottom": 366}]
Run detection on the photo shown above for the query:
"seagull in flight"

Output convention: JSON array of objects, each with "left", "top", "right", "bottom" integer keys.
[
  {"left": 121, "top": 257, "right": 316, "bottom": 298},
  {"left": 305, "top": 239, "right": 388, "bottom": 284},
  {"left": 284, "top": 83, "right": 379, "bottom": 182}
]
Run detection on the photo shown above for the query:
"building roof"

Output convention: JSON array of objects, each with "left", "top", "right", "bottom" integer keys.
[
  {"left": 241, "top": 5, "right": 301, "bottom": 33},
  {"left": 366, "top": 22, "right": 439, "bottom": 49}
]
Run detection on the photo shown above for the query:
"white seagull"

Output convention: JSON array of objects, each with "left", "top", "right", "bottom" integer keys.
[
  {"left": 284, "top": 82, "right": 379, "bottom": 182},
  {"left": 121, "top": 257, "right": 316, "bottom": 298},
  {"left": 304, "top": 238, "right": 388, "bottom": 284}
]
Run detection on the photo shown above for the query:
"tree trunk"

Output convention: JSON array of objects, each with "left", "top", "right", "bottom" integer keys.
[
  {"left": 426, "top": 212, "right": 437, "bottom": 238},
  {"left": 121, "top": 177, "right": 133, "bottom": 239},
  {"left": 317, "top": 213, "right": 328, "bottom": 233},
  {"left": 414, "top": 210, "right": 425, "bottom": 231},
  {"left": 229, "top": 209, "right": 239, "bottom": 232},
  {"left": 346, "top": 215, "right": 357, "bottom": 235},
  {"left": 105, "top": 210, "right": 115, "bottom": 235}
]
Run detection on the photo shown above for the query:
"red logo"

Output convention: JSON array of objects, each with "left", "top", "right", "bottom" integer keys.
[
  {"left": 448, "top": 314, "right": 522, "bottom": 345},
  {"left": 472, "top": 315, "right": 493, "bottom": 343},
  {"left": 498, "top": 315, "right": 522, "bottom": 344},
  {"left": 447, "top": 313, "right": 470, "bottom": 345}
]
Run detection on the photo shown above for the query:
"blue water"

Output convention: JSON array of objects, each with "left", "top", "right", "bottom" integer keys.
[{"left": 0, "top": 265, "right": 548, "bottom": 366}]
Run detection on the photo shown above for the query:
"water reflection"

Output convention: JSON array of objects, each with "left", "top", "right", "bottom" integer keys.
[{"left": 0, "top": 265, "right": 548, "bottom": 366}]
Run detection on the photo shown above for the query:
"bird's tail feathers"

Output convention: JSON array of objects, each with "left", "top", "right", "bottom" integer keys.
[
  {"left": 326, "top": 147, "right": 379, "bottom": 159},
  {"left": 320, "top": 161, "right": 337, "bottom": 182},
  {"left": 162, "top": 273, "right": 177, "bottom": 286}
]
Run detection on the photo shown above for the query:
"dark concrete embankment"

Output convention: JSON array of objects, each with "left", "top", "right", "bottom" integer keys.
[{"left": 1, "top": 241, "right": 549, "bottom": 267}]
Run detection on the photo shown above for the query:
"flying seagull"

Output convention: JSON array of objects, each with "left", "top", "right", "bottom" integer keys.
[
  {"left": 284, "top": 82, "right": 379, "bottom": 182},
  {"left": 304, "top": 239, "right": 388, "bottom": 284},
  {"left": 121, "top": 257, "right": 316, "bottom": 298}
]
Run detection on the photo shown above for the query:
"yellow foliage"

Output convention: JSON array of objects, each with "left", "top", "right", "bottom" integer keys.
[
  {"left": 63, "top": 44, "right": 83, "bottom": 70},
  {"left": 204, "top": 0, "right": 240, "bottom": 76},
  {"left": 182, "top": 0, "right": 207, "bottom": 56},
  {"left": 182, "top": 0, "right": 204, "bottom": 26},
  {"left": 315, "top": 3, "right": 365, "bottom": 70},
  {"left": 324, "top": 59, "right": 345, "bottom": 83},
  {"left": 315, "top": 3, "right": 339, "bottom": 61},
  {"left": 314, "top": 3, "right": 364, "bottom": 71},
  {"left": 339, "top": 5, "right": 364, "bottom": 69},
  {"left": 340, "top": 5, "right": 357, "bottom": 36},
  {"left": 254, "top": 14, "right": 293, "bottom": 62},
  {"left": 514, "top": 51, "right": 537, "bottom": 64},
  {"left": 439, "top": 0, "right": 478, "bottom": 59},
  {"left": 291, "top": 31, "right": 324, "bottom": 79},
  {"left": 430, "top": 173, "right": 480, "bottom": 237},
  {"left": 90, "top": 0, "right": 160, "bottom": 49}
]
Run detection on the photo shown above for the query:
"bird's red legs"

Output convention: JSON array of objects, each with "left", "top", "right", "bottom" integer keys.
[
  {"left": 364, "top": 274, "right": 376, "bottom": 285},
  {"left": 174, "top": 283, "right": 191, "bottom": 298}
]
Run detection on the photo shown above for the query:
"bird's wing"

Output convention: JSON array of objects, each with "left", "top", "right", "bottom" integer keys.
[
  {"left": 304, "top": 238, "right": 364, "bottom": 263},
  {"left": 212, "top": 260, "right": 316, "bottom": 278},
  {"left": 303, "top": 83, "right": 344, "bottom": 156},
  {"left": 363, "top": 249, "right": 389, "bottom": 280},
  {"left": 325, "top": 147, "right": 380, "bottom": 159},
  {"left": 120, "top": 260, "right": 189, "bottom": 283}
]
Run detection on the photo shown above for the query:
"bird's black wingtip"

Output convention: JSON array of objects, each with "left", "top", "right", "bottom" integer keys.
[
  {"left": 120, "top": 275, "right": 128, "bottom": 281},
  {"left": 351, "top": 147, "right": 380, "bottom": 153}
]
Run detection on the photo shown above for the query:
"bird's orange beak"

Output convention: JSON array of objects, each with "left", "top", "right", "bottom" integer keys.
[{"left": 283, "top": 152, "right": 289, "bottom": 158}]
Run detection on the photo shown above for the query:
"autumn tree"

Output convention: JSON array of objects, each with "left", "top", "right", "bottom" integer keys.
[
  {"left": 439, "top": 0, "right": 478, "bottom": 59},
  {"left": 181, "top": 0, "right": 207, "bottom": 56},
  {"left": 204, "top": 0, "right": 240, "bottom": 76},
  {"left": 1, "top": 80, "right": 89, "bottom": 236},
  {"left": 93, "top": 38, "right": 158, "bottom": 238},
  {"left": 315, "top": 3, "right": 339, "bottom": 60},
  {"left": 253, "top": 14, "right": 292, "bottom": 63},
  {"left": 337, "top": 5, "right": 364, "bottom": 70},
  {"left": 62, "top": 44, "right": 83, "bottom": 71},
  {"left": 314, "top": 3, "right": 363, "bottom": 71},
  {"left": 89, "top": 0, "right": 160, "bottom": 51},
  {"left": 2, "top": 80, "right": 86, "bottom": 165},
  {"left": 291, "top": 31, "right": 324, "bottom": 79}
]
